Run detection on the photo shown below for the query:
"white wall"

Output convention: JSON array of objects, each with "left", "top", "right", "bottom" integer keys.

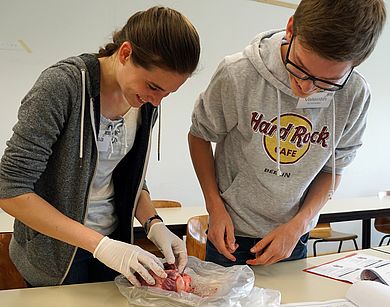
[{"left": 1, "top": 0, "right": 389, "bottom": 253}]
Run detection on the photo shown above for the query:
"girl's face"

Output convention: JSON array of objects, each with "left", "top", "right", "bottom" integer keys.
[
  {"left": 116, "top": 43, "right": 189, "bottom": 108},
  {"left": 120, "top": 62, "right": 189, "bottom": 108}
]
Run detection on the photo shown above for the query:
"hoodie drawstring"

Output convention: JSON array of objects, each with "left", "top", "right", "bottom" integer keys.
[
  {"left": 276, "top": 89, "right": 282, "bottom": 176},
  {"left": 122, "top": 121, "right": 128, "bottom": 155},
  {"left": 328, "top": 97, "right": 336, "bottom": 199},
  {"left": 157, "top": 104, "right": 161, "bottom": 161},
  {"left": 79, "top": 69, "right": 86, "bottom": 168}
]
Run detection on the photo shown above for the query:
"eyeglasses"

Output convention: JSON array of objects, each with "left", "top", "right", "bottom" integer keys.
[{"left": 284, "top": 36, "right": 354, "bottom": 91}]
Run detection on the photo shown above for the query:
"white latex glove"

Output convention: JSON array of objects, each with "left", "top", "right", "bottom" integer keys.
[
  {"left": 93, "top": 236, "right": 167, "bottom": 286},
  {"left": 147, "top": 222, "right": 188, "bottom": 272}
]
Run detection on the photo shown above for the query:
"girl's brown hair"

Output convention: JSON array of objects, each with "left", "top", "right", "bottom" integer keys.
[{"left": 98, "top": 6, "right": 200, "bottom": 74}]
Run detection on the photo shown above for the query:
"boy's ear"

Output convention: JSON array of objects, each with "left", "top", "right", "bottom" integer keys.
[{"left": 285, "top": 16, "right": 294, "bottom": 42}]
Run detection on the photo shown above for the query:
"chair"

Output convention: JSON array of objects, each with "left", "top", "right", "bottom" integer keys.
[
  {"left": 374, "top": 217, "right": 390, "bottom": 246},
  {"left": 0, "top": 232, "right": 27, "bottom": 290},
  {"left": 186, "top": 215, "right": 209, "bottom": 260},
  {"left": 309, "top": 223, "right": 358, "bottom": 256},
  {"left": 134, "top": 200, "right": 182, "bottom": 257},
  {"left": 151, "top": 200, "right": 181, "bottom": 208}
]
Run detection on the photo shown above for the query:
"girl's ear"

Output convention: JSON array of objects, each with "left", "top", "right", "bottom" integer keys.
[{"left": 118, "top": 41, "right": 132, "bottom": 64}]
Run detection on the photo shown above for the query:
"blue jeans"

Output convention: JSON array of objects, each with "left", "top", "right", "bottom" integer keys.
[
  {"left": 205, "top": 233, "right": 309, "bottom": 267},
  {"left": 62, "top": 248, "right": 118, "bottom": 285}
]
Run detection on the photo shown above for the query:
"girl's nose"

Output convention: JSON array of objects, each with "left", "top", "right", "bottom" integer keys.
[
  {"left": 150, "top": 92, "right": 170, "bottom": 107},
  {"left": 150, "top": 99, "right": 161, "bottom": 107}
]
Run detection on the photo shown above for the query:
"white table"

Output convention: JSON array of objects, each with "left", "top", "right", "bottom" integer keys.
[
  {"left": 0, "top": 281, "right": 127, "bottom": 307},
  {"left": 253, "top": 248, "right": 390, "bottom": 304},
  {"left": 134, "top": 206, "right": 207, "bottom": 227},
  {"left": 2, "top": 196, "right": 390, "bottom": 246},
  {"left": 319, "top": 196, "right": 390, "bottom": 248},
  {"left": 0, "top": 209, "right": 14, "bottom": 233},
  {"left": 371, "top": 244, "right": 390, "bottom": 254},
  {"left": 1, "top": 249, "right": 389, "bottom": 306},
  {"left": 321, "top": 196, "right": 390, "bottom": 216},
  {"left": 0, "top": 206, "right": 208, "bottom": 233}
]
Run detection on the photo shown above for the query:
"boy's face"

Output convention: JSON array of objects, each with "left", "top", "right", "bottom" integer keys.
[{"left": 283, "top": 17, "right": 354, "bottom": 98}]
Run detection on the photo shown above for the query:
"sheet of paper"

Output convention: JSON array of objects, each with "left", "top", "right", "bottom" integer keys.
[
  {"left": 304, "top": 253, "right": 390, "bottom": 283},
  {"left": 345, "top": 280, "right": 390, "bottom": 307},
  {"left": 360, "top": 265, "right": 390, "bottom": 285},
  {"left": 281, "top": 299, "right": 356, "bottom": 306},
  {"left": 281, "top": 281, "right": 390, "bottom": 307}
]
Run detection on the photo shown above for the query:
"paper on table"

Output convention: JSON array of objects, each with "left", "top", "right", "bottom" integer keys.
[
  {"left": 345, "top": 280, "right": 390, "bottom": 307},
  {"left": 281, "top": 299, "right": 356, "bottom": 306},
  {"left": 281, "top": 280, "right": 390, "bottom": 306},
  {"left": 304, "top": 253, "right": 390, "bottom": 284},
  {"left": 360, "top": 265, "right": 390, "bottom": 285}
]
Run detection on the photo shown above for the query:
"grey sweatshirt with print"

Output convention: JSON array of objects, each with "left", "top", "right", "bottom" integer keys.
[{"left": 190, "top": 30, "right": 370, "bottom": 238}]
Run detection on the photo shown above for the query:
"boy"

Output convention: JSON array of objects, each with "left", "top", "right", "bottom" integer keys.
[{"left": 188, "top": 0, "right": 386, "bottom": 266}]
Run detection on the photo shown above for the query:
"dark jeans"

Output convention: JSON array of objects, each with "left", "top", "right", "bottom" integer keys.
[
  {"left": 62, "top": 248, "right": 118, "bottom": 285},
  {"left": 24, "top": 248, "right": 118, "bottom": 287},
  {"left": 205, "top": 233, "right": 309, "bottom": 267}
]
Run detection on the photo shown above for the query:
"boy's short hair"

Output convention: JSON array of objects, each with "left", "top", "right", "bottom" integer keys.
[{"left": 293, "top": 0, "right": 386, "bottom": 65}]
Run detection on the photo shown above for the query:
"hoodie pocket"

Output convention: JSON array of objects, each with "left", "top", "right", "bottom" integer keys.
[
  {"left": 25, "top": 233, "right": 69, "bottom": 277},
  {"left": 220, "top": 170, "right": 299, "bottom": 225}
]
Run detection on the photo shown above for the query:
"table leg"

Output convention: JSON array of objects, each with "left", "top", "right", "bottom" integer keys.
[{"left": 362, "top": 219, "right": 371, "bottom": 249}]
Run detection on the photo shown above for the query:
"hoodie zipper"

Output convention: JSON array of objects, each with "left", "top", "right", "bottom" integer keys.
[
  {"left": 130, "top": 107, "right": 157, "bottom": 244},
  {"left": 60, "top": 70, "right": 99, "bottom": 284}
]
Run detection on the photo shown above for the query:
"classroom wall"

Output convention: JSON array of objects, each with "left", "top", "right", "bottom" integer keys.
[{"left": 1, "top": 0, "right": 389, "bottom": 253}]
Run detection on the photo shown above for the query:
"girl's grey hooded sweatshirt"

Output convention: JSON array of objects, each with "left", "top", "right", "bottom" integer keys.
[
  {"left": 0, "top": 54, "right": 157, "bottom": 286},
  {"left": 190, "top": 30, "right": 370, "bottom": 238}
]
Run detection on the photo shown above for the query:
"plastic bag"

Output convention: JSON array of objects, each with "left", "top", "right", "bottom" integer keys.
[{"left": 115, "top": 256, "right": 281, "bottom": 306}]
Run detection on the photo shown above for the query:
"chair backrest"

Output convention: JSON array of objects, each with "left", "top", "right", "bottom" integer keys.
[
  {"left": 0, "top": 233, "right": 27, "bottom": 290},
  {"left": 186, "top": 215, "right": 209, "bottom": 261},
  {"left": 374, "top": 217, "right": 390, "bottom": 234},
  {"left": 152, "top": 200, "right": 181, "bottom": 208},
  {"left": 309, "top": 223, "right": 332, "bottom": 238}
]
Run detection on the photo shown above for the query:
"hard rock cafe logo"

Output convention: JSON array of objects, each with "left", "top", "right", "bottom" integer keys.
[{"left": 251, "top": 112, "right": 330, "bottom": 164}]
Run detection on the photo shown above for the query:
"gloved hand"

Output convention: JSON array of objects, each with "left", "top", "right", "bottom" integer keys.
[
  {"left": 147, "top": 222, "right": 188, "bottom": 272},
  {"left": 93, "top": 236, "right": 167, "bottom": 287}
]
